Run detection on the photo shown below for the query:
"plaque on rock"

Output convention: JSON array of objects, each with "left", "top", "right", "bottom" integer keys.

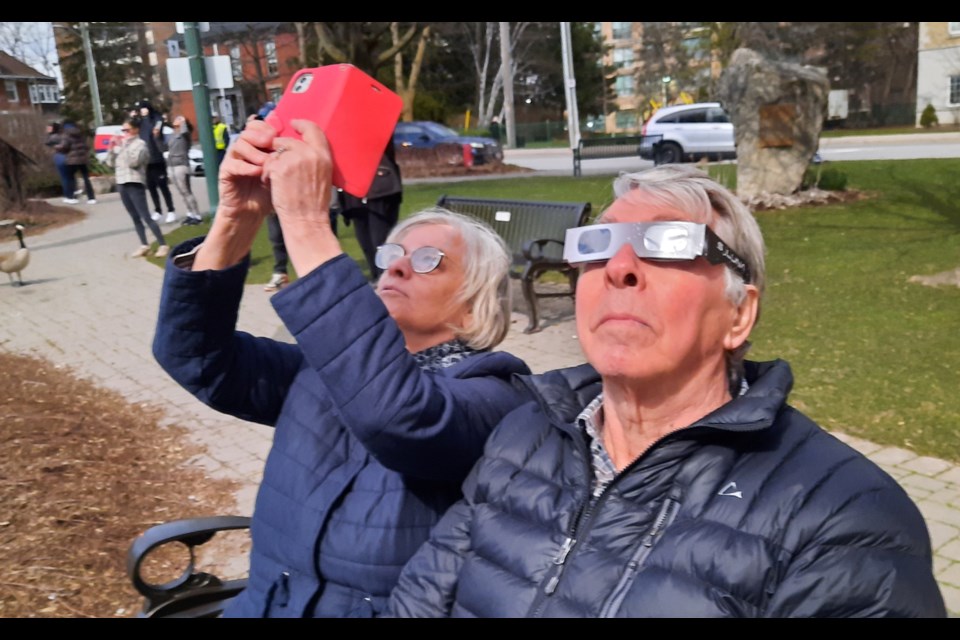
[{"left": 759, "top": 104, "right": 797, "bottom": 148}]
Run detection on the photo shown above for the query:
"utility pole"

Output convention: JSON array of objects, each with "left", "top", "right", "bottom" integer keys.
[
  {"left": 183, "top": 22, "right": 219, "bottom": 213},
  {"left": 79, "top": 24, "right": 103, "bottom": 128},
  {"left": 498, "top": 22, "right": 516, "bottom": 149},
  {"left": 559, "top": 22, "right": 580, "bottom": 150}
]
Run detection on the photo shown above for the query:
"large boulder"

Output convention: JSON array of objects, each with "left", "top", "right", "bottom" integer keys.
[{"left": 717, "top": 48, "right": 829, "bottom": 199}]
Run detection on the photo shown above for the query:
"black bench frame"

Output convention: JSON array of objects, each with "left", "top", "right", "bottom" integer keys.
[
  {"left": 436, "top": 195, "right": 592, "bottom": 334},
  {"left": 572, "top": 134, "right": 663, "bottom": 176},
  {"left": 127, "top": 515, "right": 252, "bottom": 617}
]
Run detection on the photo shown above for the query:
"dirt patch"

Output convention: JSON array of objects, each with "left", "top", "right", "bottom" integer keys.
[
  {"left": 1, "top": 199, "right": 87, "bottom": 238},
  {"left": 0, "top": 350, "right": 242, "bottom": 618}
]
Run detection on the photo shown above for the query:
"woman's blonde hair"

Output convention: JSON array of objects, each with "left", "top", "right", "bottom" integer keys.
[{"left": 386, "top": 207, "right": 513, "bottom": 351}]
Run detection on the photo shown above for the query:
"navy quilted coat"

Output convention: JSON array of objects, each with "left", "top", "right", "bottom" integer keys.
[
  {"left": 152, "top": 238, "right": 532, "bottom": 617},
  {"left": 388, "top": 361, "right": 947, "bottom": 617}
]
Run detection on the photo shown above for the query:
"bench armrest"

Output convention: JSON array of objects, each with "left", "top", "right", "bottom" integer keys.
[
  {"left": 521, "top": 237, "right": 566, "bottom": 261},
  {"left": 126, "top": 515, "right": 251, "bottom": 617}
]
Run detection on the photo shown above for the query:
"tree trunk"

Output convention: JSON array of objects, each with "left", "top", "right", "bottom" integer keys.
[{"left": 393, "top": 24, "right": 431, "bottom": 122}]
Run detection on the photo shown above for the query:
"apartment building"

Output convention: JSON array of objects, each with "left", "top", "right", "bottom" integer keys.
[{"left": 595, "top": 21, "right": 717, "bottom": 134}]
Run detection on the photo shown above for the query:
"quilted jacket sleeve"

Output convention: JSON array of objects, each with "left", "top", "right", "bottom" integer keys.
[
  {"left": 271, "top": 253, "right": 533, "bottom": 483},
  {"left": 152, "top": 236, "right": 303, "bottom": 426}
]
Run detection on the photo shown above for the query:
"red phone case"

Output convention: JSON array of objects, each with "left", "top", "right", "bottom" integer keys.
[{"left": 264, "top": 64, "right": 403, "bottom": 198}]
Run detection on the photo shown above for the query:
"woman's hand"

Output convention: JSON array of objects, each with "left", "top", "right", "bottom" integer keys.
[
  {"left": 216, "top": 120, "right": 275, "bottom": 224},
  {"left": 193, "top": 120, "right": 278, "bottom": 272},
  {"left": 262, "top": 119, "right": 334, "bottom": 229},
  {"left": 260, "top": 119, "right": 342, "bottom": 278}
]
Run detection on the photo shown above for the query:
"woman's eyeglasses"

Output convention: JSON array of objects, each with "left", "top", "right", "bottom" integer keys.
[
  {"left": 120, "top": 127, "right": 132, "bottom": 132},
  {"left": 374, "top": 243, "right": 445, "bottom": 274}
]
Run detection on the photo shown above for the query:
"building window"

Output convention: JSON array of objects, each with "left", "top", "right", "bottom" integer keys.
[
  {"left": 613, "top": 47, "right": 634, "bottom": 69},
  {"left": 615, "top": 75, "right": 634, "bottom": 98},
  {"left": 615, "top": 110, "right": 638, "bottom": 131},
  {"left": 949, "top": 22, "right": 960, "bottom": 36},
  {"left": 230, "top": 45, "right": 242, "bottom": 81},
  {"left": 612, "top": 22, "right": 632, "bottom": 40},
  {"left": 265, "top": 40, "right": 278, "bottom": 75},
  {"left": 269, "top": 87, "right": 282, "bottom": 103},
  {"left": 5, "top": 80, "right": 18, "bottom": 102},
  {"left": 29, "top": 83, "right": 59, "bottom": 104},
  {"left": 950, "top": 75, "right": 960, "bottom": 105}
]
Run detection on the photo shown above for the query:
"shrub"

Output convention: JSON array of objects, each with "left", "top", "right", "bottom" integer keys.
[
  {"left": 920, "top": 104, "right": 939, "bottom": 128},
  {"left": 802, "top": 165, "right": 848, "bottom": 191}
]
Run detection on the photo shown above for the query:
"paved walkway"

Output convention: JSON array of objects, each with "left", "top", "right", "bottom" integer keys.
[{"left": 1, "top": 180, "right": 957, "bottom": 616}]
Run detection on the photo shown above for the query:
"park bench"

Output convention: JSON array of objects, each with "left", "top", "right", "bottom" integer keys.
[
  {"left": 572, "top": 134, "right": 663, "bottom": 176},
  {"left": 436, "top": 195, "right": 592, "bottom": 334}
]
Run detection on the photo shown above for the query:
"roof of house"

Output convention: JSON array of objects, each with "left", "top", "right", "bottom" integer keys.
[{"left": 0, "top": 50, "right": 56, "bottom": 82}]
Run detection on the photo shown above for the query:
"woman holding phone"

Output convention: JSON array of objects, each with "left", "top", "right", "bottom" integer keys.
[{"left": 104, "top": 116, "right": 169, "bottom": 258}]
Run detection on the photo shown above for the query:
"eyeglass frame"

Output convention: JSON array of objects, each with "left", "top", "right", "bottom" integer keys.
[
  {"left": 374, "top": 243, "right": 446, "bottom": 274},
  {"left": 562, "top": 220, "right": 751, "bottom": 283}
]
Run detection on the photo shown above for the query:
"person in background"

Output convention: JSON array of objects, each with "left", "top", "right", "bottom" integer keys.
[
  {"left": 45, "top": 121, "right": 73, "bottom": 204},
  {"left": 56, "top": 121, "right": 97, "bottom": 205},
  {"left": 136, "top": 100, "right": 178, "bottom": 224},
  {"left": 386, "top": 164, "right": 947, "bottom": 618},
  {"left": 150, "top": 117, "right": 532, "bottom": 617},
  {"left": 337, "top": 138, "right": 402, "bottom": 281},
  {"left": 212, "top": 113, "right": 230, "bottom": 167},
  {"left": 166, "top": 115, "right": 203, "bottom": 226},
  {"left": 105, "top": 116, "right": 170, "bottom": 259}
]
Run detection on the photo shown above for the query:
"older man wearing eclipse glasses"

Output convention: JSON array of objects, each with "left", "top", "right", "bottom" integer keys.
[{"left": 386, "top": 163, "right": 946, "bottom": 618}]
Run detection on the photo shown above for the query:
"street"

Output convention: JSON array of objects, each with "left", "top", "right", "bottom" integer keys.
[{"left": 501, "top": 131, "right": 960, "bottom": 176}]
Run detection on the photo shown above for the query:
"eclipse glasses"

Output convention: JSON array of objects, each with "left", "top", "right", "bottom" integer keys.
[{"left": 563, "top": 221, "right": 751, "bottom": 283}]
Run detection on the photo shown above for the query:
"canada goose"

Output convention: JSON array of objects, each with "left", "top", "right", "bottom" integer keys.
[{"left": 0, "top": 224, "right": 30, "bottom": 286}]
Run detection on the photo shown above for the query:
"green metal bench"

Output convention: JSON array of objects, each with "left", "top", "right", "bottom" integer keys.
[
  {"left": 436, "top": 195, "right": 592, "bottom": 334},
  {"left": 572, "top": 134, "right": 663, "bottom": 176}
]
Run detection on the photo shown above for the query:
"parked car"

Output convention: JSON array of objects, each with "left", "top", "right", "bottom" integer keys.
[
  {"left": 393, "top": 121, "right": 503, "bottom": 165},
  {"left": 639, "top": 102, "right": 736, "bottom": 164}
]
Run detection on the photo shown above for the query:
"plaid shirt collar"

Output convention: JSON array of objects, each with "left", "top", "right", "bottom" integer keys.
[{"left": 576, "top": 392, "right": 617, "bottom": 499}]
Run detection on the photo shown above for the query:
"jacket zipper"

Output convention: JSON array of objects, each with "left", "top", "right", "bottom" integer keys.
[
  {"left": 526, "top": 432, "right": 596, "bottom": 617},
  {"left": 526, "top": 423, "right": 691, "bottom": 617},
  {"left": 597, "top": 495, "right": 681, "bottom": 617}
]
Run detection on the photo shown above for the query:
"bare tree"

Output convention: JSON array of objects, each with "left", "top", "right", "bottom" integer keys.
[
  {"left": 392, "top": 23, "right": 432, "bottom": 122},
  {"left": 313, "top": 22, "right": 416, "bottom": 76},
  {"left": 0, "top": 22, "right": 58, "bottom": 77}
]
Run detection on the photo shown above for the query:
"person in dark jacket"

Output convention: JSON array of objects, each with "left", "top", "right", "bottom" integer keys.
[
  {"left": 338, "top": 139, "right": 402, "bottom": 281},
  {"left": 136, "top": 99, "right": 177, "bottom": 223},
  {"left": 56, "top": 122, "right": 97, "bottom": 204},
  {"left": 386, "top": 164, "right": 948, "bottom": 618},
  {"left": 151, "top": 117, "right": 532, "bottom": 617},
  {"left": 45, "top": 121, "right": 73, "bottom": 203}
]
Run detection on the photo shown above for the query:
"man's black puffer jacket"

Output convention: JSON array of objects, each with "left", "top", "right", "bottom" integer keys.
[{"left": 388, "top": 359, "right": 947, "bottom": 618}]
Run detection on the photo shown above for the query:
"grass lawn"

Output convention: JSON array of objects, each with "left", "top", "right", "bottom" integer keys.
[{"left": 150, "top": 158, "right": 960, "bottom": 464}]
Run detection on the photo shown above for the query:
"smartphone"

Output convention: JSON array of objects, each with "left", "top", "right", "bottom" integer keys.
[{"left": 264, "top": 64, "right": 403, "bottom": 198}]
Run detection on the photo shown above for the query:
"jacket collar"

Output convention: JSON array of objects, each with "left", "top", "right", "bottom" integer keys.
[{"left": 518, "top": 359, "right": 793, "bottom": 436}]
